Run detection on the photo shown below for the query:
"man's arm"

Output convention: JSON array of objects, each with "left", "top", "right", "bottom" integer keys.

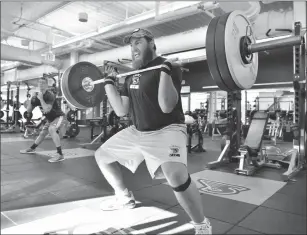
[
  {"left": 158, "top": 62, "right": 181, "bottom": 113},
  {"left": 105, "top": 84, "right": 129, "bottom": 117},
  {"left": 38, "top": 91, "right": 54, "bottom": 113},
  {"left": 103, "top": 65, "right": 130, "bottom": 117}
]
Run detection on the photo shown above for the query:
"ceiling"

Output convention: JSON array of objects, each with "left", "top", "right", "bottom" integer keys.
[{"left": 1, "top": 1, "right": 299, "bottom": 71}]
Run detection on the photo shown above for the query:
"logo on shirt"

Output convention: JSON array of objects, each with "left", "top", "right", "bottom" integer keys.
[
  {"left": 169, "top": 145, "right": 180, "bottom": 157},
  {"left": 197, "top": 178, "right": 250, "bottom": 195},
  {"left": 130, "top": 74, "right": 141, "bottom": 89}
]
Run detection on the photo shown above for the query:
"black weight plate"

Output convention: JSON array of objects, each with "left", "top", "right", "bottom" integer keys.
[
  {"left": 61, "top": 66, "right": 87, "bottom": 109},
  {"left": 68, "top": 124, "right": 80, "bottom": 138},
  {"left": 206, "top": 15, "right": 230, "bottom": 91},
  {"left": 215, "top": 13, "right": 240, "bottom": 91},
  {"left": 0, "top": 111, "right": 4, "bottom": 119},
  {"left": 66, "top": 110, "right": 75, "bottom": 122},
  {"left": 63, "top": 62, "right": 105, "bottom": 109}
]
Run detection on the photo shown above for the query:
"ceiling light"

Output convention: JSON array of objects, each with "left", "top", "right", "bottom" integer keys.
[{"left": 79, "top": 12, "right": 88, "bottom": 23}]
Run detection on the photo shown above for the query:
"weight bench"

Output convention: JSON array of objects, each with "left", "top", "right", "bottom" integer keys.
[{"left": 235, "top": 111, "right": 280, "bottom": 176}]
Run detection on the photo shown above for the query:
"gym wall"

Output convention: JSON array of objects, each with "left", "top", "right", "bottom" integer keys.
[{"left": 184, "top": 47, "right": 293, "bottom": 92}]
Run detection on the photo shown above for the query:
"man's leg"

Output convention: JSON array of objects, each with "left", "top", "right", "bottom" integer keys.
[
  {"left": 20, "top": 125, "right": 49, "bottom": 154},
  {"left": 161, "top": 163, "right": 211, "bottom": 234},
  {"left": 96, "top": 161, "right": 126, "bottom": 195},
  {"left": 48, "top": 116, "right": 67, "bottom": 162},
  {"left": 94, "top": 126, "right": 144, "bottom": 210},
  {"left": 161, "top": 162, "right": 204, "bottom": 223},
  {"left": 48, "top": 125, "right": 62, "bottom": 150},
  {"left": 142, "top": 124, "right": 211, "bottom": 234}
]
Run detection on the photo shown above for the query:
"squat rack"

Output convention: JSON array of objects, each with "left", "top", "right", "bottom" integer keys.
[{"left": 207, "top": 22, "right": 306, "bottom": 181}]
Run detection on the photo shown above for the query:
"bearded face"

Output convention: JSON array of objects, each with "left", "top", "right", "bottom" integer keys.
[{"left": 130, "top": 37, "right": 154, "bottom": 69}]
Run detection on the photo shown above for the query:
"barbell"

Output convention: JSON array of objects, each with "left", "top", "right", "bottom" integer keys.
[{"left": 60, "top": 10, "right": 304, "bottom": 110}]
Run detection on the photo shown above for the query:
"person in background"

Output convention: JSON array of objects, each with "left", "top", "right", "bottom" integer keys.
[{"left": 20, "top": 77, "right": 69, "bottom": 163}]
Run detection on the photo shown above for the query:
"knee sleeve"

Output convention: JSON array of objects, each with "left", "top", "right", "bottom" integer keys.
[{"left": 172, "top": 174, "right": 191, "bottom": 192}]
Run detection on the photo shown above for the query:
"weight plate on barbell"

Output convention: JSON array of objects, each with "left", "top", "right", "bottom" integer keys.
[
  {"left": 61, "top": 65, "right": 88, "bottom": 110},
  {"left": 215, "top": 13, "right": 241, "bottom": 91},
  {"left": 0, "top": 111, "right": 4, "bottom": 119},
  {"left": 61, "top": 62, "right": 106, "bottom": 109},
  {"left": 223, "top": 10, "right": 258, "bottom": 90},
  {"left": 206, "top": 15, "right": 230, "bottom": 91}
]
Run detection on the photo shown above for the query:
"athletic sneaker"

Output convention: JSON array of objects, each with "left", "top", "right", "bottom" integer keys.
[
  {"left": 100, "top": 191, "right": 136, "bottom": 211},
  {"left": 48, "top": 153, "right": 65, "bottom": 163},
  {"left": 193, "top": 218, "right": 212, "bottom": 235},
  {"left": 20, "top": 148, "right": 36, "bottom": 154}
]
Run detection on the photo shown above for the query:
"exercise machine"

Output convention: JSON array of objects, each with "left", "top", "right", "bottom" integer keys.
[{"left": 235, "top": 111, "right": 281, "bottom": 175}]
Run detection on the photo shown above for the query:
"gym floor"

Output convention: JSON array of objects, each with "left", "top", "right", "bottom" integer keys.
[{"left": 1, "top": 130, "right": 306, "bottom": 234}]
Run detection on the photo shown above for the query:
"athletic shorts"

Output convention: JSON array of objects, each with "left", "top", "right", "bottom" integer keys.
[
  {"left": 42, "top": 115, "right": 69, "bottom": 137},
  {"left": 95, "top": 124, "right": 187, "bottom": 179}
]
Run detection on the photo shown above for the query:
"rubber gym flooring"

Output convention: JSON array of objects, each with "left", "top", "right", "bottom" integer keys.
[{"left": 1, "top": 128, "right": 306, "bottom": 234}]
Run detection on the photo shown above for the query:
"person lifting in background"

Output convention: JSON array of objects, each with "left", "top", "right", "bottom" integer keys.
[
  {"left": 20, "top": 77, "right": 69, "bottom": 163},
  {"left": 94, "top": 28, "right": 211, "bottom": 234}
]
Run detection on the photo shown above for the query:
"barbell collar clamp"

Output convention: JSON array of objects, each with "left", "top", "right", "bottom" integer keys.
[{"left": 248, "top": 36, "right": 302, "bottom": 54}]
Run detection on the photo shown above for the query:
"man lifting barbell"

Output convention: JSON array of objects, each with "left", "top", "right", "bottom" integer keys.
[
  {"left": 93, "top": 28, "right": 211, "bottom": 234},
  {"left": 58, "top": 9, "right": 306, "bottom": 234},
  {"left": 20, "top": 77, "right": 69, "bottom": 163}
]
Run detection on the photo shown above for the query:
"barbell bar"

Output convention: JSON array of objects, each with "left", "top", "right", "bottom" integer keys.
[
  {"left": 81, "top": 64, "right": 165, "bottom": 92},
  {"left": 248, "top": 35, "right": 302, "bottom": 54},
  {"left": 60, "top": 10, "right": 305, "bottom": 110},
  {"left": 92, "top": 64, "right": 163, "bottom": 85},
  {"left": 84, "top": 63, "right": 189, "bottom": 90}
]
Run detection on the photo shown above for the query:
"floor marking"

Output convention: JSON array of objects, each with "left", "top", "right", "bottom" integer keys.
[
  {"left": 164, "top": 170, "right": 286, "bottom": 205},
  {"left": 36, "top": 148, "right": 95, "bottom": 159}
]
